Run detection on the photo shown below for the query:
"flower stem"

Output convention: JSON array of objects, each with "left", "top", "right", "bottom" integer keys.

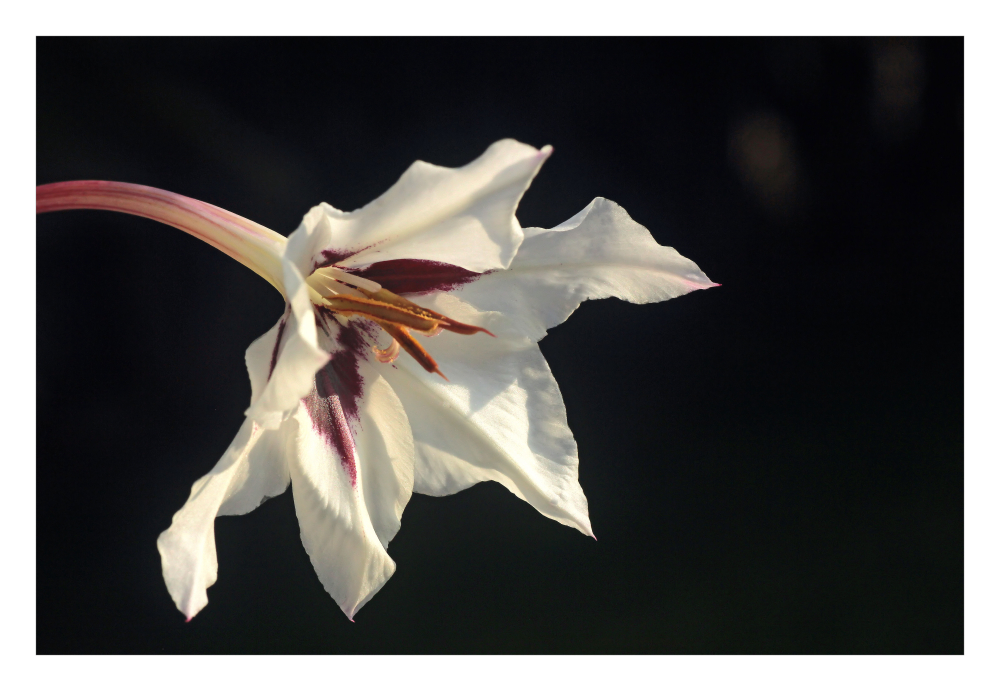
[{"left": 36, "top": 181, "right": 288, "bottom": 295}]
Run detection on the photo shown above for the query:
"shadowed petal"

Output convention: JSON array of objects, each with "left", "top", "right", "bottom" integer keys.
[
  {"left": 381, "top": 294, "right": 592, "bottom": 536},
  {"left": 244, "top": 258, "right": 330, "bottom": 429},
  {"left": 356, "top": 374, "right": 415, "bottom": 547}
]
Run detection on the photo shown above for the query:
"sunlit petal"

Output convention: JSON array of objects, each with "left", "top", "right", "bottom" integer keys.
[
  {"left": 314, "top": 140, "right": 551, "bottom": 273},
  {"left": 287, "top": 393, "right": 398, "bottom": 620},
  {"left": 156, "top": 418, "right": 291, "bottom": 620},
  {"left": 452, "top": 197, "right": 716, "bottom": 341}
]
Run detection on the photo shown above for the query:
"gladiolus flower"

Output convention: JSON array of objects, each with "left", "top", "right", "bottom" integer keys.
[{"left": 36, "top": 140, "right": 716, "bottom": 621}]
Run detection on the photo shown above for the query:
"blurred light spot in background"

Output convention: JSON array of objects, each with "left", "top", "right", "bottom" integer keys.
[
  {"left": 871, "top": 38, "right": 925, "bottom": 141},
  {"left": 729, "top": 111, "right": 801, "bottom": 219}
]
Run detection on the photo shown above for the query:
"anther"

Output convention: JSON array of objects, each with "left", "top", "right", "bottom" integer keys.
[{"left": 372, "top": 337, "right": 400, "bottom": 363}]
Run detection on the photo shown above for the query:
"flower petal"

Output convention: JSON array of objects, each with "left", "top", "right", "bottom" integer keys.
[
  {"left": 355, "top": 372, "right": 415, "bottom": 548},
  {"left": 288, "top": 406, "right": 391, "bottom": 620},
  {"left": 452, "top": 197, "right": 717, "bottom": 341},
  {"left": 243, "top": 258, "right": 330, "bottom": 429},
  {"left": 313, "top": 139, "right": 552, "bottom": 273},
  {"left": 156, "top": 418, "right": 291, "bottom": 620},
  {"left": 282, "top": 202, "right": 337, "bottom": 279},
  {"left": 380, "top": 294, "right": 592, "bottom": 536},
  {"left": 289, "top": 354, "right": 414, "bottom": 619}
]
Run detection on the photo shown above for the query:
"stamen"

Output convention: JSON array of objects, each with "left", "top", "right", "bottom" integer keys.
[
  {"left": 358, "top": 287, "right": 496, "bottom": 337},
  {"left": 372, "top": 337, "right": 400, "bottom": 363},
  {"left": 374, "top": 320, "right": 448, "bottom": 380},
  {"left": 418, "top": 325, "right": 444, "bottom": 338},
  {"left": 307, "top": 271, "right": 348, "bottom": 297},
  {"left": 307, "top": 284, "right": 328, "bottom": 305},
  {"left": 311, "top": 266, "right": 382, "bottom": 293},
  {"left": 314, "top": 276, "right": 490, "bottom": 376},
  {"left": 436, "top": 317, "right": 496, "bottom": 338},
  {"left": 321, "top": 295, "right": 443, "bottom": 333}
]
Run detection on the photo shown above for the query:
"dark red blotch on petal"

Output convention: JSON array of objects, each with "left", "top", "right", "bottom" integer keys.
[
  {"left": 266, "top": 311, "right": 289, "bottom": 381},
  {"left": 349, "top": 259, "right": 483, "bottom": 295},
  {"left": 314, "top": 319, "right": 369, "bottom": 423},
  {"left": 315, "top": 248, "right": 359, "bottom": 270},
  {"left": 302, "top": 390, "right": 358, "bottom": 488},
  {"left": 302, "top": 319, "right": 372, "bottom": 488}
]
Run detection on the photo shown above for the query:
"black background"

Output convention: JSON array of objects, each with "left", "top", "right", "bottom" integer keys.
[{"left": 36, "top": 38, "right": 963, "bottom": 654}]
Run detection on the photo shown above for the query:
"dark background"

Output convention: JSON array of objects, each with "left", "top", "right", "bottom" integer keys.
[{"left": 36, "top": 38, "right": 963, "bottom": 654}]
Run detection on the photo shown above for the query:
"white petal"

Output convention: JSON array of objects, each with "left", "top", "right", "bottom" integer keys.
[
  {"left": 243, "top": 258, "right": 330, "bottom": 429},
  {"left": 156, "top": 418, "right": 291, "bottom": 620},
  {"left": 309, "top": 315, "right": 415, "bottom": 547},
  {"left": 283, "top": 202, "right": 337, "bottom": 279},
  {"left": 244, "top": 313, "right": 285, "bottom": 405},
  {"left": 381, "top": 294, "right": 592, "bottom": 536},
  {"left": 314, "top": 139, "right": 551, "bottom": 273},
  {"left": 288, "top": 354, "right": 413, "bottom": 619},
  {"left": 356, "top": 371, "right": 415, "bottom": 548},
  {"left": 452, "top": 197, "right": 717, "bottom": 341}
]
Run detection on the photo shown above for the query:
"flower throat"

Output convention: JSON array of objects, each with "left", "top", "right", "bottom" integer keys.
[{"left": 304, "top": 265, "right": 494, "bottom": 380}]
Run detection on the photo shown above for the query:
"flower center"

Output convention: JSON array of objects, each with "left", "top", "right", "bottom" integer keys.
[{"left": 305, "top": 266, "right": 493, "bottom": 379}]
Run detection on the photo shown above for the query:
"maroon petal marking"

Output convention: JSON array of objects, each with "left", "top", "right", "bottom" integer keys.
[
  {"left": 313, "top": 249, "right": 360, "bottom": 271},
  {"left": 314, "top": 307, "right": 334, "bottom": 339},
  {"left": 302, "top": 390, "right": 358, "bottom": 488},
  {"left": 266, "top": 310, "right": 290, "bottom": 381},
  {"left": 314, "top": 320, "right": 369, "bottom": 423},
  {"left": 348, "top": 259, "right": 484, "bottom": 295},
  {"left": 301, "top": 320, "right": 374, "bottom": 488}
]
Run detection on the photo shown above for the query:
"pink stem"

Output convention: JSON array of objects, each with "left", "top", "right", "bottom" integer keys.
[{"left": 37, "top": 181, "right": 288, "bottom": 294}]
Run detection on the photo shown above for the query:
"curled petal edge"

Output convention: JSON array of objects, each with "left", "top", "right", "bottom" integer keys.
[{"left": 157, "top": 419, "right": 291, "bottom": 620}]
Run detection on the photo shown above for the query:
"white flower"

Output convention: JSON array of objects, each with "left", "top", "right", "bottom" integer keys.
[{"left": 37, "top": 140, "right": 716, "bottom": 622}]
